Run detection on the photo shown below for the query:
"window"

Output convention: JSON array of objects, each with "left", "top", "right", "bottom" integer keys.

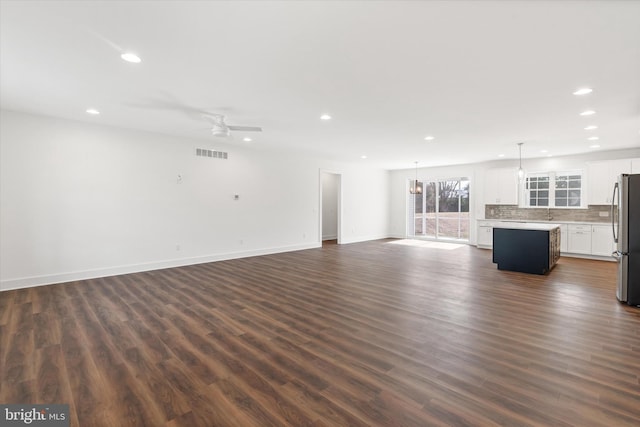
[
  {"left": 526, "top": 174, "right": 550, "bottom": 207},
  {"left": 554, "top": 173, "right": 582, "bottom": 207},
  {"left": 524, "top": 170, "right": 583, "bottom": 208}
]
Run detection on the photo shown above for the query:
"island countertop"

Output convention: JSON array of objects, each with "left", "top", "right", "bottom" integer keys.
[{"left": 492, "top": 222, "right": 561, "bottom": 231}]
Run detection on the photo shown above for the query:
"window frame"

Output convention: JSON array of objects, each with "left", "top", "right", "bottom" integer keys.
[
  {"left": 523, "top": 170, "right": 585, "bottom": 209},
  {"left": 407, "top": 176, "right": 470, "bottom": 240}
]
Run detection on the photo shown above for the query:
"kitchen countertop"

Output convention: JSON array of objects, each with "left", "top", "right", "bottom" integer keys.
[
  {"left": 478, "top": 219, "right": 610, "bottom": 225},
  {"left": 493, "top": 222, "right": 561, "bottom": 231}
]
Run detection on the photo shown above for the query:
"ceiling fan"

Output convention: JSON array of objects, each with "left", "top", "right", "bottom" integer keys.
[{"left": 202, "top": 113, "right": 262, "bottom": 137}]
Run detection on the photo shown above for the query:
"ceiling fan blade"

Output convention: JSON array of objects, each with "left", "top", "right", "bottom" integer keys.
[{"left": 228, "top": 125, "right": 262, "bottom": 132}]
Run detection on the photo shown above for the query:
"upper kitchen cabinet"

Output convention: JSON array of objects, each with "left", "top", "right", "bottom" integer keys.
[
  {"left": 484, "top": 168, "right": 518, "bottom": 205},
  {"left": 587, "top": 159, "right": 632, "bottom": 205},
  {"left": 632, "top": 158, "right": 640, "bottom": 173}
]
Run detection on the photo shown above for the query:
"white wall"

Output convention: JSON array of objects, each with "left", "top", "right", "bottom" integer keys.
[
  {"left": 321, "top": 172, "right": 339, "bottom": 240},
  {"left": 389, "top": 147, "right": 640, "bottom": 244},
  {"left": 0, "top": 110, "right": 390, "bottom": 290}
]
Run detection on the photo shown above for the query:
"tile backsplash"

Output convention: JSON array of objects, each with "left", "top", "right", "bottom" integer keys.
[{"left": 485, "top": 205, "right": 614, "bottom": 223}]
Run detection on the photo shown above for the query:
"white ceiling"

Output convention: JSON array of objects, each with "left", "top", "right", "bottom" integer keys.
[{"left": 1, "top": 0, "right": 639, "bottom": 170}]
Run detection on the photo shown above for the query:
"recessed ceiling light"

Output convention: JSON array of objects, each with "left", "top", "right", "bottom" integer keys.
[
  {"left": 580, "top": 110, "right": 596, "bottom": 116},
  {"left": 361, "top": 155, "right": 367, "bottom": 159},
  {"left": 121, "top": 52, "right": 141, "bottom": 63},
  {"left": 86, "top": 108, "right": 100, "bottom": 115},
  {"left": 320, "top": 114, "right": 331, "bottom": 120},
  {"left": 540, "top": 149, "right": 548, "bottom": 153},
  {"left": 573, "top": 88, "right": 593, "bottom": 95},
  {"left": 589, "top": 144, "right": 601, "bottom": 149},
  {"left": 424, "top": 136, "right": 435, "bottom": 141},
  {"left": 584, "top": 125, "right": 598, "bottom": 130},
  {"left": 243, "top": 137, "right": 252, "bottom": 142},
  {"left": 498, "top": 154, "right": 505, "bottom": 158},
  {"left": 587, "top": 136, "right": 599, "bottom": 141}
]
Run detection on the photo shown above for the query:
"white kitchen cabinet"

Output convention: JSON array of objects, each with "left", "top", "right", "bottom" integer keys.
[
  {"left": 476, "top": 220, "right": 615, "bottom": 259},
  {"left": 477, "top": 225, "right": 493, "bottom": 247},
  {"left": 587, "top": 159, "right": 632, "bottom": 205},
  {"left": 587, "top": 162, "right": 610, "bottom": 205},
  {"left": 631, "top": 158, "right": 640, "bottom": 174},
  {"left": 591, "top": 224, "right": 614, "bottom": 257},
  {"left": 559, "top": 224, "right": 568, "bottom": 253},
  {"left": 484, "top": 168, "right": 518, "bottom": 205},
  {"left": 477, "top": 220, "right": 615, "bottom": 259},
  {"left": 567, "top": 224, "right": 592, "bottom": 254}
]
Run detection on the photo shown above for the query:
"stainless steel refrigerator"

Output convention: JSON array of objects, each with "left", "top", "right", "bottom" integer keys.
[{"left": 612, "top": 174, "right": 640, "bottom": 306}]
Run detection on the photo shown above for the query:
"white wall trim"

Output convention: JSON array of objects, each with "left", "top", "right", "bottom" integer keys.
[
  {"left": 387, "top": 233, "right": 406, "bottom": 239},
  {"left": 339, "top": 234, "right": 390, "bottom": 245},
  {"left": 0, "top": 242, "right": 320, "bottom": 291}
]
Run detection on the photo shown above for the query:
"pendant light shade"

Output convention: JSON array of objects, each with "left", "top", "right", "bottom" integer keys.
[
  {"left": 409, "top": 161, "right": 423, "bottom": 194},
  {"left": 517, "top": 142, "right": 525, "bottom": 180}
]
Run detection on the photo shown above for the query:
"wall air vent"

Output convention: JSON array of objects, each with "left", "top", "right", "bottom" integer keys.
[{"left": 195, "top": 148, "right": 228, "bottom": 159}]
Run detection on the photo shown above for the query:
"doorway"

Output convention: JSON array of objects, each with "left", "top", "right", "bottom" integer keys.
[
  {"left": 408, "top": 177, "right": 470, "bottom": 241},
  {"left": 320, "top": 171, "right": 341, "bottom": 245}
]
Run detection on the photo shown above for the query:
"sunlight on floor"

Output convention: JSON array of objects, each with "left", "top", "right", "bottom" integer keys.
[{"left": 387, "top": 239, "right": 466, "bottom": 250}]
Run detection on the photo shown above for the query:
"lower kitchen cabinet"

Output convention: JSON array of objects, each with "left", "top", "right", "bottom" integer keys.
[
  {"left": 567, "top": 225, "right": 592, "bottom": 254},
  {"left": 591, "top": 224, "right": 614, "bottom": 256},
  {"left": 477, "top": 220, "right": 614, "bottom": 260},
  {"left": 477, "top": 225, "right": 493, "bottom": 247}
]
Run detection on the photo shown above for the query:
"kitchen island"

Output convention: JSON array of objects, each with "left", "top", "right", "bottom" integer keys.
[{"left": 493, "top": 223, "right": 561, "bottom": 275}]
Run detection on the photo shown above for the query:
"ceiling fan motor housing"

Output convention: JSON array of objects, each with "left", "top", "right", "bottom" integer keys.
[{"left": 211, "top": 125, "right": 230, "bottom": 137}]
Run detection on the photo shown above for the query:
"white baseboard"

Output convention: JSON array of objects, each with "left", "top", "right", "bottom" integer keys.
[
  {"left": 0, "top": 242, "right": 321, "bottom": 291},
  {"left": 559, "top": 253, "right": 616, "bottom": 262},
  {"left": 387, "top": 233, "right": 406, "bottom": 239},
  {"left": 339, "top": 234, "right": 391, "bottom": 245}
]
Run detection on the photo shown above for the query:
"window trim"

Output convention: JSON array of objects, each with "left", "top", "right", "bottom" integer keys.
[
  {"left": 523, "top": 170, "right": 585, "bottom": 209},
  {"left": 407, "top": 176, "right": 471, "bottom": 240}
]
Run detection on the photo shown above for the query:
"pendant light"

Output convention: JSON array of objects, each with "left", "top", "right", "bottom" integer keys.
[
  {"left": 517, "top": 142, "right": 525, "bottom": 180},
  {"left": 409, "top": 161, "right": 423, "bottom": 194}
]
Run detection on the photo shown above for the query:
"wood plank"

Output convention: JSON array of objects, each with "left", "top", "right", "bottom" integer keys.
[{"left": 1, "top": 240, "right": 639, "bottom": 426}]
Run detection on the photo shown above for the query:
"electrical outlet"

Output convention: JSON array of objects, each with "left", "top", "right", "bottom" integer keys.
[
  {"left": 599, "top": 211, "right": 609, "bottom": 217},
  {"left": 176, "top": 244, "right": 181, "bottom": 251}
]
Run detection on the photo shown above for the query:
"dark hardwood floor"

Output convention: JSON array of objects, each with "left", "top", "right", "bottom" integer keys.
[{"left": 1, "top": 239, "right": 639, "bottom": 426}]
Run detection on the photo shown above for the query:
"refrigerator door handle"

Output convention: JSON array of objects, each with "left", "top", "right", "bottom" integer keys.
[{"left": 611, "top": 181, "right": 619, "bottom": 243}]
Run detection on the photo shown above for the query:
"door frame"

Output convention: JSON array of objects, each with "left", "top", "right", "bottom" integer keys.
[{"left": 319, "top": 170, "right": 342, "bottom": 244}]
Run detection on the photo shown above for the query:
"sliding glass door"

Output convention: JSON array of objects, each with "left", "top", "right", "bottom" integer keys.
[
  {"left": 413, "top": 182, "right": 436, "bottom": 237},
  {"left": 409, "top": 178, "right": 469, "bottom": 241}
]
